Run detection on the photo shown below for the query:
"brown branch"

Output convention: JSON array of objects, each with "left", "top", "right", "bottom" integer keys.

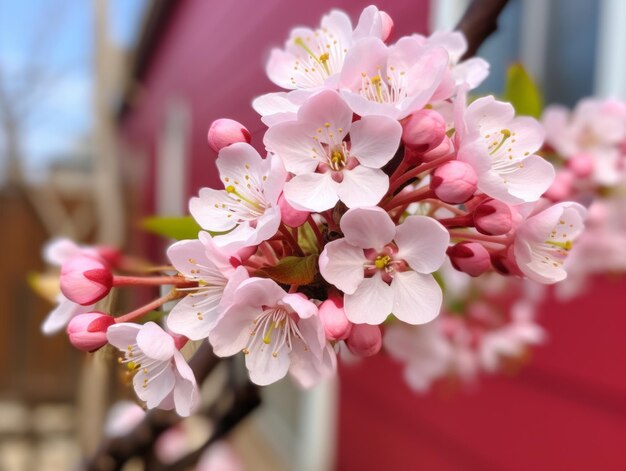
[
  {"left": 85, "top": 342, "right": 221, "bottom": 471},
  {"left": 456, "top": 0, "right": 511, "bottom": 60},
  {"left": 161, "top": 382, "right": 261, "bottom": 471}
]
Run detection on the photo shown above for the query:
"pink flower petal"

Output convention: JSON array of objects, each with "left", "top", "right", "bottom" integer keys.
[
  {"left": 284, "top": 172, "right": 340, "bottom": 212},
  {"left": 344, "top": 273, "right": 393, "bottom": 324},
  {"left": 349, "top": 115, "right": 402, "bottom": 168},
  {"left": 391, "top": 271, "right": 442, "bottom": 324},
  {"left": 319, "top": 239, "right": 366, "bottom": 294},
  {"left": 340, "top": 206, "right": 395, "bottom": 249},
  {"left": 395, "top": 215, "right": 450, "bottom": 274}
]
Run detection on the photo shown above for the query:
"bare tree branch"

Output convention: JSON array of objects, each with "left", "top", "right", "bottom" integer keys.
[{"left": 456, "top": 0, "right": 511, "bottom": 60}]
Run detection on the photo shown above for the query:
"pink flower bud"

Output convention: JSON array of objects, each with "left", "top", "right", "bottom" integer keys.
[
  {"left": 318, "top": 297, "right": 352, "bottom": 341},
  {"left": 567, "top": 152, "right": 594, "bottom": 178},
  {"left": 430, "top": 160, "right": 477, "bottom": 203},
  {"left": 66, "top": 312, "right": 115, "bottom": 352},
  {"left": 96, "top": 246, "right": 122, "bottom": 269},
  {"left": 346, "top": 324, "right": 382, "bottom": 357},
  {"left": 380, "top": 11, "right": 394, "bottom": 42},
  {"left": 207, "top": 118, "right": 251, "bottom": 153},
  {"left": 447, "top": 242, "right": 491, "bottom": 277},
  {"left": 402, "top": 109, "right": 446, "bottom": 153},
  {"left": 543, "top": 169, "right": 574, "bottom": 201},
  {"left": 278, "top": 193, "right": 309, "bottom": 227},
  {"left": 473, "top": 199, "right": 513, "bottom": 235},
  {"left": 422, "top": 135, "right": 454, "bottom": 162},
  {"left": 491, "top": 245, "right": 522, "bottom": 277},
  {"left": 60, "top": 255, "right": 113, "bottom": 306}
]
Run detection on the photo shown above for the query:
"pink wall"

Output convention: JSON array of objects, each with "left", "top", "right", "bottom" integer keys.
[{"left": 119, "top": 0, "right": 430, "bottom": 208}]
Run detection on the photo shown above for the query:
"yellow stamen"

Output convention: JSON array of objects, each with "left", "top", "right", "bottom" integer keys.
[
  {"left": 294, "top": 37, "right": 326, "bottom": 70},
  {"left": 374, "top": 255, "right": 391, "bottom": 269},
  {"left": 263, "top": 322, "right": 277, "bottom": 345},
  {"left": 225, "top": 184, "right": 259, "bottom": 208},
  {"left": 331, "top": 151, "right": 343, "bottom": 164},
  {"left": 319, "top": 52, "right": 331, "bottom": 75},
  {"left": 371, "top": 75, "right": 383, "bottom": 101},
  {"left": 489, "top": 129, "right": 512, "bottom": 156},
  {"left": 546, "top": 240, "right": 573, "bottom": 251}
]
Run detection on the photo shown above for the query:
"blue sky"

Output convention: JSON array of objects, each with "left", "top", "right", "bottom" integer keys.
[{"left": 0, "top": 0, "right": 147, "bottom": 179}]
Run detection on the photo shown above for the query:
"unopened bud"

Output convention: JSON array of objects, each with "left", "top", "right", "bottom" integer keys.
[
  {"left": 61, "top": 255, "right": 113, "bottom": 306},
  {"left": 431, "top": 160, "right": 477, "bottom": 203},
  {"left": 473, "top": 199, "right": 513, "bottom": 235},
  {"left": 422, "top": 135, "right": 454, "bottom": 162},
  {"left": 379, "top": 11, "right": 394, "bottom": 42},
  {"left": 96, "top": 246, "right": 122, "bottom": 269},
  {"left": 278, "top": 193, "right": 309, "bottom": 227},
  {"left": 491, "top": 246, "right": 522, "bottom": 277},
  {"left": 346, "top": 324, "right": 382, "bottom": 357},
  {"left": 447, "top": 242, "right": 491, "bottom": 277},
  {"left": 207, "top": 119, "right": 251, "bottom": 153},
  {"left": 67, "top": 312, "right": 115, "bottom": 352},
  {"left": 402, "top": 109, "right": 446, "bottom": 153},
  {"left": 567, "top": 152, "right": 594, "bottom": 178},
  {"left": 319, "top": 297, "right": 352, "bottom": 341}
]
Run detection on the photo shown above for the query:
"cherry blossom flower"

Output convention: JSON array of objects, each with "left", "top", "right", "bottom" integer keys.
[
  {"left": 209, "top": 278, "right": 336, "bottom": 386},
  {"left": 514, "top": 202, "right": 587, "bottom": 284},
  {"left": 543, "top": 99, "right": 626, "bottom": 185},
  {"left": 556, "top": 198, "right": 626, "bottom": 298},
  {"left": 384, "top": 321, "right": 452, "bottom": 392},
  {"left": 456, "top": 94, "right": 555, "bottom": 204},
  {"left": 266, "top": 6, "right": 389, "bottom": 91},
  {"left": 339, "top": 36, "right": 449, "bottom": 119},
  {"left": 420, "top": 30, "right": 490, "bottom": 95},
  {"left": 264, "top": 90, "right": 401, "bottom": 211},
  {"left": 165, "top": 236, "right": 248, "bottom": 341},
  {"left": 319, "top": 206, "right": 450, "bottom": 325},
  {"left": 107, "top": 322, "right": 198, "bottom": 416},
  {"left": 189, "top": 143, "right": 285, "bottom": 249},
  {"left": 479, "top": 301, "right": 545, "bottom": 372},
  {"left": 103, "top": 401, "right": 146, "bottom": 438}
]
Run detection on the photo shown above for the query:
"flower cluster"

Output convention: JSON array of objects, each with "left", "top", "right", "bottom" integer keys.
[
  {"left": 542, "top": 99, "right": 626, "bottom": 298},
  {"left": 37, "top": 6, "right": 587, "bottom": 415}
]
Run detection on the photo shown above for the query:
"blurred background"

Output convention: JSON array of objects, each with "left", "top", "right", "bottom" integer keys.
[{"left": 1, "top": 0, "right": 625, "bottom": 469}]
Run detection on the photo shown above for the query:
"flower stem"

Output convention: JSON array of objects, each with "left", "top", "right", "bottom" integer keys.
[
  {"left": 384, "top": 187, "right": 434, "bottom": 211},
  {"left": 113, "top": 275, "right": 195, "bottom": 288},
  {"left": 388, "top": 154, "right": 455, "bottom": 195},
  {"left": 280, "top": 225, "right": 304, "bottom": 256},
  {"left": 115, "top": 290, "right": 183, "bottom": 324},
  {"left": 448, "top": 230, "right": 510, "bottom": 245},
  {"left": 307, "top": 215, "right": 324, "bottom": 248}
]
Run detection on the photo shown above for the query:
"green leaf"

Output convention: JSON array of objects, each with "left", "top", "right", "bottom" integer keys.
[
  {"left": 140, "top": 216, "right": 202, "bottom": 240},
  {"left": 258, "top": 255, "right": 319, "bottom": 285},
  {"left": 503, "top": 63, "right": 543, "bottom": 118},
  {"left": 297, "top": 224, "right": 320, "bottom": 255}
]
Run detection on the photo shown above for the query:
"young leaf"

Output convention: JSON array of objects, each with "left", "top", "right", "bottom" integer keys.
[
  {"left": 140, "top": 216, "right": 202, "bottom": 240},
  {"left": 259, "top": 255, "right": 319, "bottom": 285},
  {"left": 503, "top": 63, "right": 543, "bottom": 118}
]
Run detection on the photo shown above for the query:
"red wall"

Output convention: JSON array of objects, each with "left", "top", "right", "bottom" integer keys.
[{"left": 338, "top": 277, "right": 626, "bottom": 470}]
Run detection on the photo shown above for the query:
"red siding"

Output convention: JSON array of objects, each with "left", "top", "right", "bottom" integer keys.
[{"left": 338, "top": 277, "right": 626, "bottom": 470}]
